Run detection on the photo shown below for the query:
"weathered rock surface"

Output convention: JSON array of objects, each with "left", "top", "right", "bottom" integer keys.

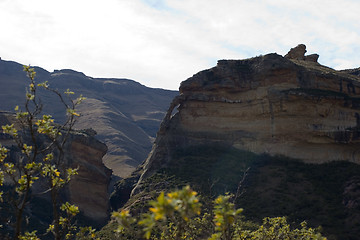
[
  {"left": 285, "top": 43, "right": 307, "bottom": 60},
  {"left": 105, "top": 45, "right": 360, "bottom": 239},
  {"left": 65, "top": 132, "right": 111, "bottom": 223},
  {"left": 135, "top": 44, "right": 360, "bottom": 190}
]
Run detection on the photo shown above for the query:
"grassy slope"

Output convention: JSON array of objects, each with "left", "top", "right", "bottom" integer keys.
[{"left": 0, "top": 59, "right": 178, "bottom": 178}]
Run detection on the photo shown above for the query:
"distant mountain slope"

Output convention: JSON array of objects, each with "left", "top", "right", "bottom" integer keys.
[{"left": 0, "top": 58, "right": 178, "bottom": 178}]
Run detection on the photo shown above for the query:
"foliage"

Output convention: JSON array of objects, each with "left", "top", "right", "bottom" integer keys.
[
  {"left": 244, "top": 217, "right": 325, "bottom": 240},
  {"left": 210, "top": 194, "right": 243, "bottom": 240},
  {"left": 0, "top": 66, "right": 93, "bottom": 240},
  {"left": 112, "top": 186, "right": 327, "bottom": 240}
]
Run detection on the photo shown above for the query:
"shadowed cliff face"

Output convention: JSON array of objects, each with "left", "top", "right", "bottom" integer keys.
[
  {"left": 66, "top": 132, "right": 111, "bottom": 223},
  {"left": 137, "top": 47, "right": 360, "bottom": 186}
]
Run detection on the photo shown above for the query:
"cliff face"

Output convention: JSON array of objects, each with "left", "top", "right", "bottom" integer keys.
[
  {"left": 65, "top": 131, "right": 111, "bottom": 223},
  {"left": 138, "top": 45, "right": 360, "bottom": 182},
  {"left": 107, "top": 45, "right": 360, "bottom": 239}
]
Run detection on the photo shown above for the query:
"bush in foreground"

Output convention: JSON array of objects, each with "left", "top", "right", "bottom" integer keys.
[{"left": 112, "top": 186, "right": 327, "bottom": 240}]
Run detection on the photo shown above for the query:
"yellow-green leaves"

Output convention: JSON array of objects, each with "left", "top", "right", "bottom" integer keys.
[
  {"left": 22, "top": 144, "right": 32, "bottom": 157},
  {"left": 61, "top": 202, "right": 79, "bottom": 217},
  {"left": 66, "top": 108, "right": 80, "bottom": 117},
  {"left": 43, "top": 153, "right": 54, "bottom": 162},
  {"left": 37, "top": 81, "right": 49, "bottom": 88},
  {"left": 147, "top": 185, "right": 201, "bottom": 223},
  {"left": 15, "top": 106, "right": 29, "bottom": 120},
  {"left": 0, "top": 144, "right": 8, "bottom": 163},
  {"left": 148, "top": 192, "right": 170, "bottom": 221},
  {"left": 41, "top": 163, "right": 65, "bottom": 188},
  {"left": 23, "top": 65, "right": 36, "bottom": 80},
  {"left": 41, "top": 161, "right": 77, "bottom": 189},
  {"left": 113, "top": 210, "right": 137, "bottom": 235},
  {"left": 210, "top": 194, "right": 243, "bottom": 240},
  {"left": 64, "top": 89, "right": 74, "bottom": 95},
  {"left": 0, "top": 144, "right": 7, "bottom": 201},
  {"left": 26, "top": 93, "right": 35, "bottom": 101},
  {"left": 35, "top": 114, "right": 59, "bottom": 138},
  {"left": 248, "top": 217, "right": 327, "bottom": 240},
  {"left": 111, "top": 185, "right": 327, "bottom": 240},
  {"left": 4, "top": 162, "right": 16, "bottom": 175},
  {"left": 18, "top": 231, "right": 40, "bottom": 240},
  {"left": 15, "top": 162, "right": 41, "bottom": 193},
  {"left": 139, "top": 186, "right": 201, "bottom": 239},
  {"left": 65, "top": 167, "right": 78, "bottom": 182},
  {"left": 112, "top": 186, "right": 202, "bottom": 239},
  {"left": 76, "top": 94, "right": 86, "bottom": 105},
  {"left": 2, "top": 124, "right": 18, "bottom": 137}
]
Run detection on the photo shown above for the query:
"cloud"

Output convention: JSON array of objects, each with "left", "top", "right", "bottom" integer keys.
[{"left": 0, "top": 0, "right": 360, "bottom": 90}]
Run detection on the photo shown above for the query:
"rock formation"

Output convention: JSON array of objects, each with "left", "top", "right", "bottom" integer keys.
[
  {"left": 134, "top": 44, "right": 360, "bottom": 191},
  {"left": 284, "top": 44, "right": 307, "bottom": 60},
  {"left": 284, "top": 43, "right": 319, "bottom": 63},
  {"left": 65, "top": 131, "right": 111, "bottom": 223},
  {"left": 104, "top": 45, "right": 360, "bottom": 239}
]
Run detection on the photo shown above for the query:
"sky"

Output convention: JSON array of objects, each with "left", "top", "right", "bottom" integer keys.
[{"left": 1, "top": 0, "right": 360, "bottom": 90}]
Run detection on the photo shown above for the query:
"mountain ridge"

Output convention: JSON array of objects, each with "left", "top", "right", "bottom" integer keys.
[{"left": 0, "top": 58, "right": 178, "bottom": 178}]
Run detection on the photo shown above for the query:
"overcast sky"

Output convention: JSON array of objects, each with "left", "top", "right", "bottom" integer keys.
[{"left": 1, "top": 0, "right": 360, "bottom": 90}]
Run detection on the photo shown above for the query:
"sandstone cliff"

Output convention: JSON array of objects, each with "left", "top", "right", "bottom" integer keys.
[
  {"left": 108, "top": 45, "right": 360, "bottom": 239},
  {"left": 65, "top": 130, "right": 111, "bottom": 223},
  {"left": 137, "top": 45, "right": 360, "bottom": 184}
]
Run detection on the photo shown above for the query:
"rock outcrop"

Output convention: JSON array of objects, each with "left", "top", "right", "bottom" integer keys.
[
  {"left": 134, "top": 44, "right": 360, "bottom": 192},
  {"left": 106, "top": 45, "right": 360, "bottom": 239},
  {"left": 65, "top": 131, "right": 111, "bottom": 223},
  {"left": 285, "top": 43, "right": 319, "bottom": 63},
  {"left": 284, "top": 44, "right": 307, "bottom": 60}
]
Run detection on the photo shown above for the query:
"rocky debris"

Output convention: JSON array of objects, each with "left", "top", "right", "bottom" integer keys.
[{"left": 285, "top": 44, "right": 319, "bottom": 63}]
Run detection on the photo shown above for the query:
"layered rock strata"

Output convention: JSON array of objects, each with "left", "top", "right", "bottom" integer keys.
[
  {"left": 135, "top": 45, "right": 360, "bottom": 191},
  {"left": 65, "top": 131, "right": 111, "bottom": 223}
]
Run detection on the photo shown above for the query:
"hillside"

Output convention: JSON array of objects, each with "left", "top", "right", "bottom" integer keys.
[
  {"left": 0, "top": 59, "right": 178, "bottom": 178},
  {"left": 110, "top": 45, "right": 360, "bottom": 240}
]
